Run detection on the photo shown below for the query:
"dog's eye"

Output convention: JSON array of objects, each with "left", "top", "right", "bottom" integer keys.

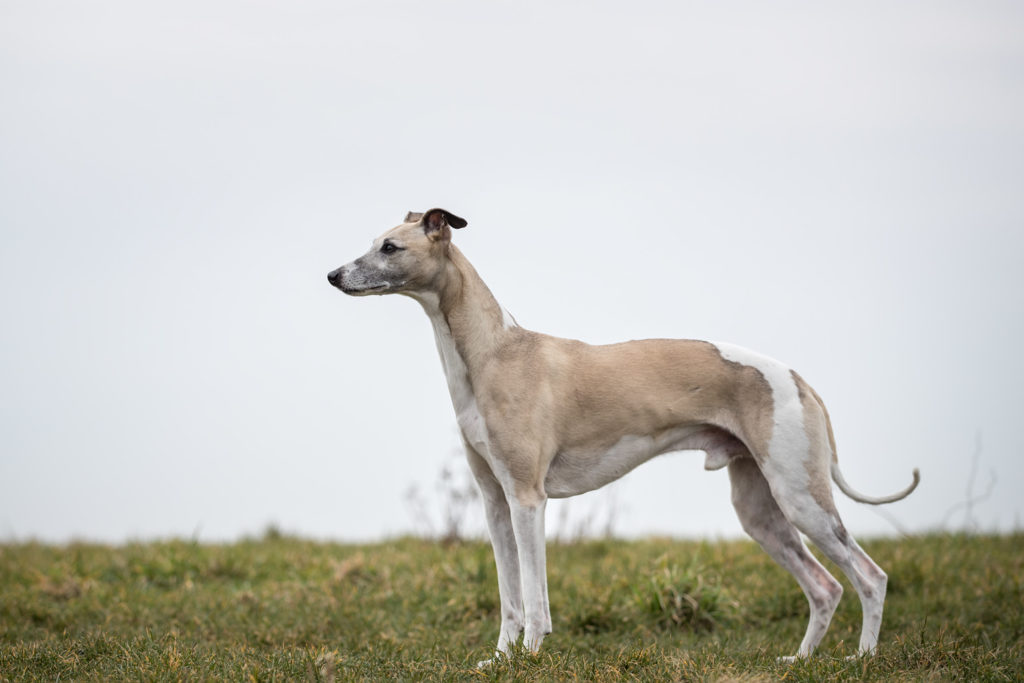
[{"left": 381, "top": 241, "right": 400, "bottom": 254}]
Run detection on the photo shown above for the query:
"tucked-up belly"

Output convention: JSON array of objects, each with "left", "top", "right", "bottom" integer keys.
[{"left": 543, "top": 425, "right": 710, "bottom": 498}]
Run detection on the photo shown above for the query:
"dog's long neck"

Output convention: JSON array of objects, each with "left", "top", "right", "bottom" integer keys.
[{"left": 412, "top": 245, "right": 516, "bottom": 394}]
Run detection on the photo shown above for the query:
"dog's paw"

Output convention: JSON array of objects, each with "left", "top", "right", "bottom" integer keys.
[
  {"left": 846, "top": 651, "right": 874, "bottom": 661},
  {"left": 476, "top": 652, "right": 504, "bottom": 669}
]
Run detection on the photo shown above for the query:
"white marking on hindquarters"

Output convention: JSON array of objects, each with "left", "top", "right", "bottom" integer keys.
[{"left": 713, "top": 343, "right": 811, "bottom": 486}]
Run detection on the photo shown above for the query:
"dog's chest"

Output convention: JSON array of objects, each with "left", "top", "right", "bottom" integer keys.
[{"left": 424, "top": 307, "right": 491, "bottom": 456}]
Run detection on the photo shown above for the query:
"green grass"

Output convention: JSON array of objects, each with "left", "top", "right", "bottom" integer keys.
[{"left": 1, "top": 533, "right": 1021, "bottom": 681}]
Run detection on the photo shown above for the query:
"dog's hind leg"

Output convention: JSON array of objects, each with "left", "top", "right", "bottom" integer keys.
[
  {"left": 773, "top": 490, "right": 888, "bottom": 655},
  {"left": 842, "top": 536, "right": 888, "bottom": 655},
  {"left": 759, "top": 458, "right": 889, "bottom": 656},
  {"left": 728, "top": 457, "right": 844, "bottom": 658}
]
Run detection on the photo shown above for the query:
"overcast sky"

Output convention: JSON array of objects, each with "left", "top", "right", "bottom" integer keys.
[{"left": 2, "top": 1, "right": 1022, "bottom": 543}]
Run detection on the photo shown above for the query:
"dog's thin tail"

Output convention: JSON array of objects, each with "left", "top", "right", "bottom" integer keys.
[
  {"left": 831, "top": 461, "right": 920, "bottom": 505},
  {"left": 804, "top": 376, "right": 921, "bottom": 505}
]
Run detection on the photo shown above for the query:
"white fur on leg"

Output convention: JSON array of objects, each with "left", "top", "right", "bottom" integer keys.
[
  {"left": 767, "top": 480, "right": 890, "bottom": 658},
  {"left": 484, "top": 497, "right": 525, "bottom": 655},
  {"left": 728, "top": 459, "right": 844, "bottom": 659},
  {"left": 508, "top": 495, "right": 551, "bottom": 652},
  {"left": 849, "top": 538, "right": 888, "bottom": 654},
  {"left": 465, "top": 447, "right": 524, "bottom": 663}
]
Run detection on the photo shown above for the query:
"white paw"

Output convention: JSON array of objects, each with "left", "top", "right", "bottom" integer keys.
[{"left": 476, "top": 652, "right": 505, "bottom": 669}]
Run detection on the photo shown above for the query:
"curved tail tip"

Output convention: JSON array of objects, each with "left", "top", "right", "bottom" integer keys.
[{"left": 906, "top": 467, "right": 921, "bottom": 495}]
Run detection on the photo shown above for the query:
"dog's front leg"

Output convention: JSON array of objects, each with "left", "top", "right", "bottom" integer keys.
[
  {"left": 508, "top": 490, "right": 551, "bottom": 652},
  {"left": 465, "top": 445, "right": 524, "bottom": 660}
]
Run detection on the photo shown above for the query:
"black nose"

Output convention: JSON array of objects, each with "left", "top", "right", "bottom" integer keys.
[{"left": 327, "top": 269, "right": 340, "bottom": 286}]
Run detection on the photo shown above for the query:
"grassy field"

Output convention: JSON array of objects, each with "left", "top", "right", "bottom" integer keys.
[{"left": 1, "top": 533, "right": 1021, "bottom": 681}]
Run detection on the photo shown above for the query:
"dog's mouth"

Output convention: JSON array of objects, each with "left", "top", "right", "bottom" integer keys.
[{"left": 340, "top": 283, "right": 389, "bottom": 296}]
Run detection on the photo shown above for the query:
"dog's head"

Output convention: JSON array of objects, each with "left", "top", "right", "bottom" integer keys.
[{"left": 327, "top": 208, "right": 467, "bottom": 296}]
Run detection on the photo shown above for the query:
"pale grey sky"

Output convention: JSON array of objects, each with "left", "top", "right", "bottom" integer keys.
[{"left": 2, "top": 1, "right": 1022, "bottom": 542}]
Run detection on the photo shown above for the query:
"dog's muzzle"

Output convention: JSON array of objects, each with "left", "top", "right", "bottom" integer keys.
[{"left": 327, "top": 266, "right": 389, "bottom": 295}]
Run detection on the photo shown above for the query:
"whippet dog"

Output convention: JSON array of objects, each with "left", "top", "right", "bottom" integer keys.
[{"left": 327, "top": 208, "right": 920, "bottom": 663}]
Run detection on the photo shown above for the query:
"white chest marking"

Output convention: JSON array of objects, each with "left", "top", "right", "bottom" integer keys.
[
  {"left": 414, "top": 293, "right": 491, "bottom": 457},
  {"left": 501, "top": 306, "right": 518, "bottom": 330},
  {"left": 712, "top": 342, "right": 810, "bottom": 477}
]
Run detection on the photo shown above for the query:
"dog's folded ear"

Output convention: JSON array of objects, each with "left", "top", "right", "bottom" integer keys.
[
  {"left": 422, "top": 208, "right": 468, "bottom": 240},
  {"left": 404, "top": 211, "right": 424, "bottom": 223}
]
